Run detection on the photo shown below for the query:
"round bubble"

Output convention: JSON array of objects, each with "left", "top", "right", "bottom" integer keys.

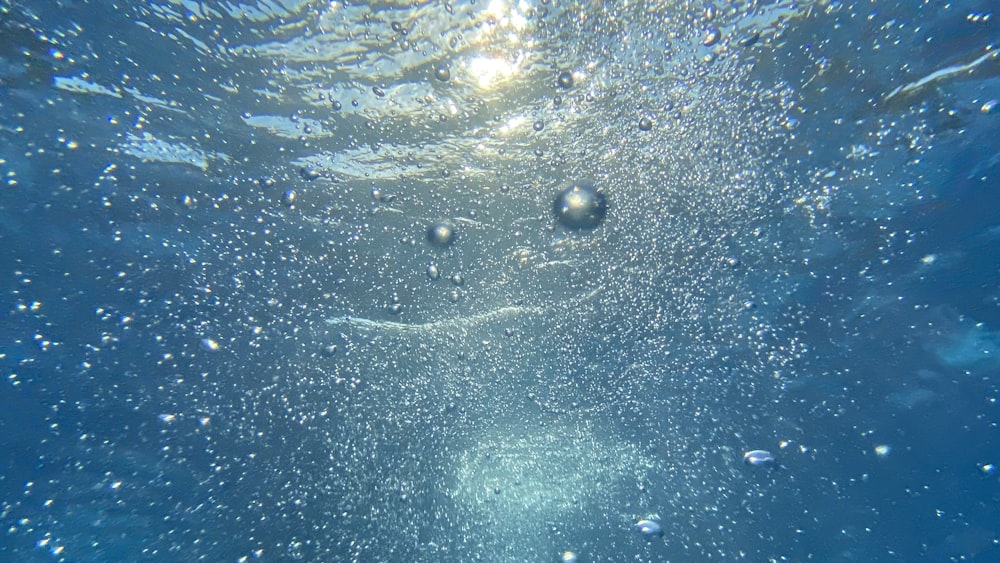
[
  {"left": 553, "top": 182, "right": 608, "bottom": 230},
  {"left": 426, "top": 221, "right": 456, "bottom": 247}
]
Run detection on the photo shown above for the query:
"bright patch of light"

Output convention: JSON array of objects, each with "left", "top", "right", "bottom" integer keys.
[
  {"left": 498, "top": 115, "right": 527, "bottom": 135},
  {"left": 461, "top": 0, "right": 534, "bottom": 90},
  {"left": 485, "top": 0, "right": 529, "bottom": 31},
  {"left": 466, "top": 55, "right": 520, "bottom": 89}
]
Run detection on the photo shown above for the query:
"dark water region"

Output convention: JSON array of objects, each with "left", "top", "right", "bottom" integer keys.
[{"left": 2, "top": 0, "right": 999, "bottom": 561}]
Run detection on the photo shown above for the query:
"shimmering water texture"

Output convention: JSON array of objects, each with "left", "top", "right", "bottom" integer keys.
[{"left": 2, "top": 0, "right": 1000, "bottom": 561}]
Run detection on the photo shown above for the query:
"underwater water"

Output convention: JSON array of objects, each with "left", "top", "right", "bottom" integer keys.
[{"left": 1, "top": 0, "right": 999, "bottom": 560}]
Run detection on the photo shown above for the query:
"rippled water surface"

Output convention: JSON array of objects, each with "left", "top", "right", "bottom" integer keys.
[{"left": 2, "top": 0, "right": 999, "bottom": 561}]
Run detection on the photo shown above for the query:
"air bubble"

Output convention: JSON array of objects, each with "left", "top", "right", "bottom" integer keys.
[
  {"left": 427, "top": 222, "right": 456, "bottom": 247},
  {"left": 553, "top": 182, "right": 608, "bottom": 230}
]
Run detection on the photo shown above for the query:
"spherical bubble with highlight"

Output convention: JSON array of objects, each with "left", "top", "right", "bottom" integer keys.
[
  {"left": 553, "top": 182, "right": 608, "bottom": 230},
  {"left": 426, "top": 221, "right": 456, "bottom": 247},
  {"left": 426, "top": 263, "right": 440, "bottom": 280}
]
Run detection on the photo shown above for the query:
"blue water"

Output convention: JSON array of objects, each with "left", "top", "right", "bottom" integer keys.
[{"left": 2, "top": 0, "right": 999, "bottom": 561}]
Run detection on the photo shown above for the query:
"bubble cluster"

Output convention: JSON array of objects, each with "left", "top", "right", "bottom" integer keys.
[{"left": 5, "top": 0, "right": 994, "bottom": 561}]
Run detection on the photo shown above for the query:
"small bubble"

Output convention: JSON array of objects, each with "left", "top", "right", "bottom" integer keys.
[
  {"left": 533, "top": 120, "right": 545, "bottom": 131},
  {"left": 967, "top": 11, "right": 993, "bottom": 23},
  {"left": 372, "top": 86, "right": 386, "bottom": 98},
  {"left": 434, "top": 65, "right": 451, "bottom": 82},
  {"left": 557, "top": 70, "right": 574, "bottom": 89},
  {"left": 638, "top": 116, "right": 653, "bottom": 131}
]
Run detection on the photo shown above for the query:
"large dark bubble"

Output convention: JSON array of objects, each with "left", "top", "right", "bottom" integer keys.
[{"left": 552, "top": 182, "right": 608, "bottom": 230}]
